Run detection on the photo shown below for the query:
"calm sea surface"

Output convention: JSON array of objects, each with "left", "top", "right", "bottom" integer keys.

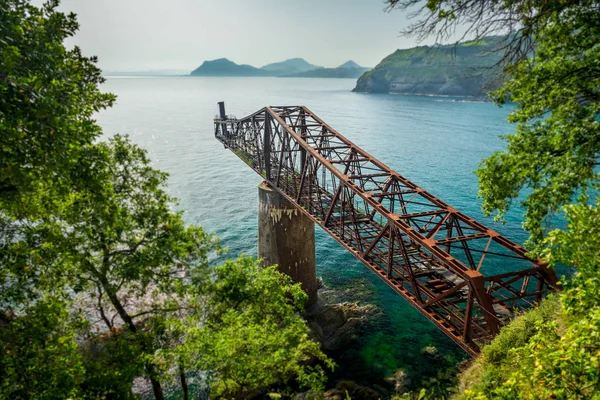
[{"left": 97, "top": 76, "right": 525, "bottom": 385}]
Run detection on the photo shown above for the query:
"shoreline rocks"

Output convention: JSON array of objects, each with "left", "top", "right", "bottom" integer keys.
[{"left": 304, "top": 285, "right": 382, "bottom": 352}]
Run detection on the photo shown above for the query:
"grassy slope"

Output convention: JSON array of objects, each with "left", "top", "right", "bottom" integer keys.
[{"left": 452, "top": 295, "right": 563, "bottom": 399}]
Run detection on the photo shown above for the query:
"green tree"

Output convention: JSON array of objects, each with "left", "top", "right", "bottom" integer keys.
[
  {"left": 478, "top": 10, "right": 600, "bottom": 248},
  {"left": 0, "top": 2, "right": 333, "bottom": 399},
  {"left": 78, "top": 329, "right": 145, "bottom": 399},
  {"left": 384, "top": 0, "right": 600, "bottom": 398},
  {"left": 1, "top": 134, "right": 331, "bottom": 399},
  {"left": 0, "top": 2, "right": 124, "bottom": 397},
  {"left": 386, "top": 0, "right": 600, "bottom": 250},
  {"left": 162, "top": 257, "right": 334, "bottom": 399},
  {"left": 0, "top": 0, "right": 115, "bottom": 216},
  {"left": 55, "top": 135, "right": 217, "bottom": 399},
  {"left": 0, "top": 299, "right": 86, "bottom": 400},
  {"left": 1, "top": 134, "right": 215, "bottom": 399},
  {"left": 456, "top": 198, "right": 600, "bottom": 399},
  {"left": 0, "top": 0, "right": 115, "bottom": 309}
]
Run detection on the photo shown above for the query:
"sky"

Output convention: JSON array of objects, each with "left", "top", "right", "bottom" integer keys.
[{"left": 42, "top": 0, "right": 433, "bottom": 72}]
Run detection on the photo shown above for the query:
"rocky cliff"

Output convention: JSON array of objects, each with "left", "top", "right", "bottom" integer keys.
[{"left": 353, "top": 37, "right": 505, "bottom": 97}]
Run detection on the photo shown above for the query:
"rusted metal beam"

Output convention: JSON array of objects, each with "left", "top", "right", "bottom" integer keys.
[{"left": 213, "top": 104, "right": 558, "bottom": 356}]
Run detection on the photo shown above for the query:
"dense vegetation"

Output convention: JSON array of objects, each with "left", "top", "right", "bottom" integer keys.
[
  {"left": 0, "top": 1, "right": 333, "bottom": 399},
  {"left": 353, "top": 37, "right": 503, "bottom": 96},
  {"left": 386, "top": 0, "right": 600, "bottom": 397}
]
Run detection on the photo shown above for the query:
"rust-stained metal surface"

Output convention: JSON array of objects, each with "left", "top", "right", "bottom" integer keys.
[{"left": 214, "top": 105, "right": 558, "bottom": 356}]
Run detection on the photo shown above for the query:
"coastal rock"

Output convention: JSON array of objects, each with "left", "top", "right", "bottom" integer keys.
[
  {"left": 305, "top": 286, "right": 382, "bottom": 352},
  {"left": 323, "top": 381, "right": 382, "bottom": 400},
  {"left": 352, "top": 72, "right": 389, "bottom": 93},
  {"left": 385, "top": 369, "right": 412, "bottom": 394}
]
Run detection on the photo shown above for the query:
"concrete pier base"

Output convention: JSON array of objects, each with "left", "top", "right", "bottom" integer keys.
[{"left": 258, "top": 181, "right": 317, "bottom": 303}]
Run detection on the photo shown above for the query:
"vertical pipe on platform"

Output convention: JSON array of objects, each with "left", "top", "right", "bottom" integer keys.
[
  {"left": 258, "top": 181, "right": 317, "bottom": 304},
  {"left": 263, "top": 111, "right": 272, "bottom": 180},
  {"left": 217, "top": 102, "right": 228, "bottom": 138},
  {"left": 218, "top": 101, "right": 226, "bottom": 119}
]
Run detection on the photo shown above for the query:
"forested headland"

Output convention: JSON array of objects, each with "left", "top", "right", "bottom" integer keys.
[{"left": 353, "top": 37, "right": 504, "bottom": 96}]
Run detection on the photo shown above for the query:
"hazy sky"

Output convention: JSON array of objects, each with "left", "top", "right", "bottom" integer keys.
[{"left": 45, "top": 0, "right": 431, "bottom": 72}]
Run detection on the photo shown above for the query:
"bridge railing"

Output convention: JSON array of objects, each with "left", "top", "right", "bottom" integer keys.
[{"left": 214, "top": 105, "right": 557, "bottom": 355}]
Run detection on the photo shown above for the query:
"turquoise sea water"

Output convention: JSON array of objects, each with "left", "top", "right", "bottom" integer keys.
[{"left": 97, "top": 76, "right": 526, "bottom": 388}]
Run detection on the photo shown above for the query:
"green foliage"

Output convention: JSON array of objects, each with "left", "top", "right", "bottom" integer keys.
[
  {"left": 461, "top": 3, "right": 600, "bottom": 395},
  {"left": 480, "top": 295, "right": 561, "bottom": 367},
  {"left": 375, "top": 39, "right": 502, "bottom": 69},
  {"left": 59, "top": 134, "right": 216, "bottom": 300},
  {"left": 0, "top": 131, "right": 217, "bottom": 398},
  {"left": 78, "top": 330, "right": 145, "bottom": 399},
  {"left": 0, "top": 299, "right": 86, "bottom": 400},
  {"left": 58, "top": 135, "right": 218, "bottom": 397},
  {"left": 453, "top": 295, "right": 562, "bottom": 398},
  {"left": 2, "top": 2, "right": 332, "bottom": 398},
  {"left": 494, "top": 311, "right": 600, "bottom": 399},
  {"left": 0, "top": 2, "right": 153, "bottom": 397},
  {"left": 386, "top": 0, "right": 600, "bottom": 398},
  {"left": 476, "top": 4, "right": 600, "bottom": 250},
  {"left": 162, "top": 257, "right": 334, "bottom": 399},
  {"left": 0, "top": 0, "right": 116, "bottom": 309},
  {"left": 456, "top": 199, "right": 600, "bottom": 399},
  {"left": 0, "top": 0, "right": 115, "bottom": 216},
  {"left": 0, "top": 300, "right": 147, "bottom": 400},
  {"left": 544, "top": 197, "right": 600, "bottom": 302},
  {"left": 207, "top": 256, "right": 308, "bottom": 316}
]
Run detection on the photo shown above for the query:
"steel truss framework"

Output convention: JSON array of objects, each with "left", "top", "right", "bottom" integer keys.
[{"left": 214, "top": 105, "right": 558, "bottom": 355}]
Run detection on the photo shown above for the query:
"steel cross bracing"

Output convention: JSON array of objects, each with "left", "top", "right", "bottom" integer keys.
[{"left": 214, "top": 105, "right": 558, "bottom": 356}]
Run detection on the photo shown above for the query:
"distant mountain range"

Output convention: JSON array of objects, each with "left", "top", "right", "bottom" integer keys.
[
  {"left": 260, "top": 58, "right": 321, "bottom": 75},
  {"left": 353, "top": 36, "right": 505, "bottom": 97},
  {"left": 190, "top": 58, "right": 368, "bottom": 78},
  {"left": 285, "top": 61, "right": 369, "bottom": 78},
  {"left": 123, "top": 37, "right": 505, "bottom": 98}
]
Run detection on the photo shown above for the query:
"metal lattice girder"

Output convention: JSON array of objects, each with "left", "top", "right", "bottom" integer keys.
[{"left": 214, "top": 105, "right": 558, "bottom": 356}]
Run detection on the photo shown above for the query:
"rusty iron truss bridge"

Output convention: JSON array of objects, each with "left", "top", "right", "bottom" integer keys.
[{"left": 214, "top": 104, "right": 558, "bottom": 356}]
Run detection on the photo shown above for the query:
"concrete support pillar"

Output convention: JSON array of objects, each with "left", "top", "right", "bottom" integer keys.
[{"left": 258, "top": 181, "right": 317, "bottom": 303}]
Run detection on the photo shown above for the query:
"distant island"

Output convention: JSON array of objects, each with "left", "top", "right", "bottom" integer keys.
[
  {"left": 189, "top": 58, "right": 368, "bottom": 78},
  {"left": 260, "top": 58, "right": 321, "bottom": 76},
  {"left": 285, "top": 61, "right": 369, "bottom": 78},
  {"left": 353, "top": 36, "right": 505, "bottom": 97},
  {"left": 190, "top": 58, "right": 271, "bottom": 77}
]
